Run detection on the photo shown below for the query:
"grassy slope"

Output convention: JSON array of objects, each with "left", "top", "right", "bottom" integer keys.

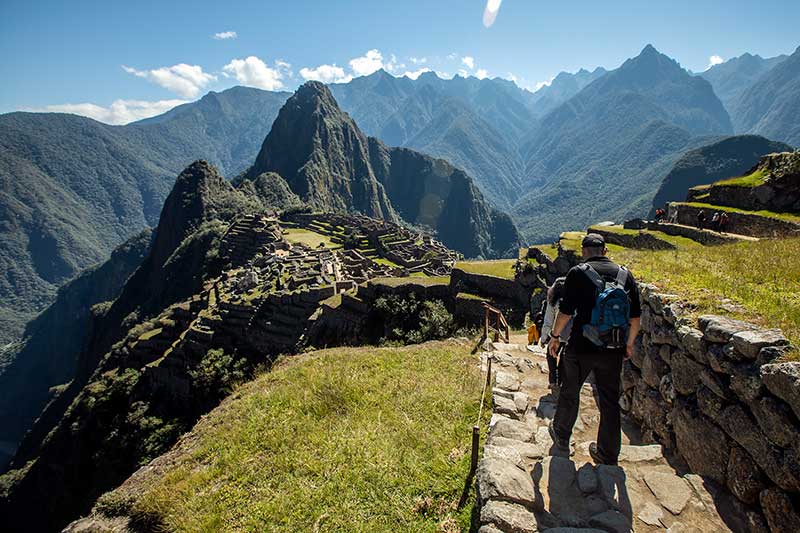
[
  {"left": 455, "top": 259, "right": 516, "bottom": 280},
  {"left": 712, "top": 167, "right": 767, "bottom": 187},
  {"left": 107, "top": 341, "right": 487, "bottom": 532},
  {"left": 608, "top": 238, "right": 800, "bottom": 352}
]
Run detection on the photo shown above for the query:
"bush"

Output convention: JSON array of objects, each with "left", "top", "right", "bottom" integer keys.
[
  {"left": 373, "top": 293, "right": 455, "bottom": 345},
  {"left": 189, "top": 348, "right": 247, "bottom": 399}
]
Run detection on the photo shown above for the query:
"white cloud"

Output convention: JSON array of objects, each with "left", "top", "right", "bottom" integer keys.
[
  {"left": 505, "top": 73, "right": 518, "bottom": 83},
  {"left": 300, "top": 64, "right": 352, "bottom": 84},
  {"left": 212, "top": 31, "right": 237, "bottom": 40},
  {"left": 402, "top": 67, "right": 432, "bottom": 80},
  {"left": 122, "top": 63, "right": 216, "bottom": 98},
  {"left": 349, "top": 49, "right": 385, "bottom": 76},
  {"left": 475, "top": 68, "right": 489, "bottom": 80},
  {"left": 223, "top": 56, "right": 286, "bottom": 90},
  {"left": 461, "top": 56, "right": 475, "bottom": 69},
  {"left": 706, "top": 55, "right": 724, "bottom": 70},
  {"left": 447, "top": 52, "right": 459, "bottom": 61},
  {"left": 409, "top": 56, "right": 427, "bottom": 65},
  {"left": 534, "top": 76, "right": 556, "bottom": 91},
  {"left": 457, "top": 69, "right": 469, "bottom": 77},
  {"left": 31, "top": 99, "right": 187, "bottom": 125},
  {"left": 483, "top": 0, "right": 503, "bottom": 28}
]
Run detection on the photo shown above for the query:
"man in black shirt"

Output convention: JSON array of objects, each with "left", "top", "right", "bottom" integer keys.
[{"left": 547, "top": 233, "right": 641, "bottom": 465}]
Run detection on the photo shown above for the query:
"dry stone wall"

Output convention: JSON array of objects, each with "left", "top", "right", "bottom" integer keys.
[{"left": 625, "top": 285, "right": 800, "bottom": 532}]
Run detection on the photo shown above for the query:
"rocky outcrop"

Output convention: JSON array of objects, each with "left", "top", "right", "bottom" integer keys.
[
  {"left": 687, "top": 151, "right": 800, "bottom": 213},
  {"left": 623, "top": 286, "right": 800, "bottom": 531},
  {"left": 651, "top": 135, "right": 793, "bottom": 215}
]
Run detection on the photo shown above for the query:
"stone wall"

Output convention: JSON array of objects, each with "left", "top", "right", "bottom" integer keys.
[
  {"left": 645, "top": 221, "right": 739, "bottom": 245},
  {"left": 624, "top": 285, "right": 800, "bottom": 532},
  {"left": 590, "top": 227, "right": 676, "bottom": 250},
  {"left": 669, "top": 203, "right": 800, "bottom": 238}
]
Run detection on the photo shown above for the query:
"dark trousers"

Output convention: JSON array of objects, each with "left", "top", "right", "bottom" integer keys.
[
  {"left": 553, "top": 350, "right": 624, "bottom": 461},
  {"left": 546, "top": 354, "right": 563, "bottom": 385}
]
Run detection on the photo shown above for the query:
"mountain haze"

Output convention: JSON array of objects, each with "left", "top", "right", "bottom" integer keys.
[
  {"left": 700, "top": 52, "right": 788, "bottom": 112},
  {"left": 515, "top": 45, "right": 733, "bottom": 241}
]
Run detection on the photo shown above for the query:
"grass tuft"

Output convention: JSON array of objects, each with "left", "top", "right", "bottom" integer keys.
[{"left": 455, "top": 259, "right": 516, "bottom": 280}]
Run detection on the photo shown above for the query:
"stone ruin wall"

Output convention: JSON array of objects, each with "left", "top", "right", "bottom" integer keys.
[{"left": 627, "top": 285, "right": 800, "bottom": 532}]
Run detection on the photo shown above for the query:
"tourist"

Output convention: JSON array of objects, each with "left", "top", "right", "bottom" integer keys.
[
  {"left": 539, "top": 276, "right": 571, "bottom": 390},
  {"left": 711, "top": 212, "right": 721, "bottom": 232},
  {"left": 719, "top": 212, "right": 729, "bottom": 233},
  {"left": 697, "top": 210, "right": 707, "bottom": 230},
  {"left": 547, "top": 233, "right": 641, "bottom": 466}
]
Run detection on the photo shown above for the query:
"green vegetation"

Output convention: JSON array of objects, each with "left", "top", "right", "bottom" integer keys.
[
  {"left": 371, "top": 276, "right": 451, "bottom": 288},
  {"left": 678, "top": 202, "right": 800, "bottom": 224},
  {"left": 713, "top": 167, "right": 767, "bottom": 188},
  {"left": 588, "top": 225, "right": 702, "bottom": 249},
  {"left": 609, "top": 237, "right": 800, "bottom": 357},
  {"left": 529, "top": 244, "right": 558, "bottom": 260},
  {"left": 455, "top": 259, "right": 516, "bottom": 280},
  {"left": 282, "top": 228, "right": 341, "bottom": 249},
  {"left": 113, "top": 342, "right": 486, "bottom": 531},
  {"left": 373, "top": 257, "right": 402, "bottom": 268},
  {"left": 456, "top": 292, "right": 487, "bottom": 301},
  {"left": 374, "top": 294, "right": 456, "bottom": 345}
]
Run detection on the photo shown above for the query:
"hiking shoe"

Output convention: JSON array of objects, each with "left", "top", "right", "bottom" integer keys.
[
  {"left": 589, "top": 442, "right": 618, "bottom": 466},
  {"left": 548, "top": 423, "right": 570, "bottom": 451}
]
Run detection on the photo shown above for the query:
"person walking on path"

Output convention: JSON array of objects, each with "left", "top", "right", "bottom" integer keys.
[
  {"left": 696, "top": 210, "right": 707, "bottom": 230},
  {"left": 547, "top": 233, "right": 641, "bottom": 466},
  {"left": 540, "top": 277, "right": 572, "bottom": 390},
  {"left": 718, "top": 212, "right": 729, "bottom": 233}
]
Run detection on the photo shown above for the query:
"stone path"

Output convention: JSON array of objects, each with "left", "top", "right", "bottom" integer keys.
[{"left": 476, "top": 340, "right": 732, "bottom": 533}]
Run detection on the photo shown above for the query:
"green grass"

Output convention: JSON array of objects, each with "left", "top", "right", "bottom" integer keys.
[
  {"left": 282, "top": 228, "right": 341, "bottom": 249},
  {"left": 609, "top": 237, "right": 800, "bottom": 358},
  {"left": 456, "top": 292, "right": 487, "bottom": 301},
  {"left": 373, "top": 257, "right": 402, "bottom": 268},
  {"left": 678, "top": 202, "right": 800, "bottom": 224},
  {"left": 588, "top": 225, "right": 702, "bottom": 250},
  {"left": 528, "top": 244, "right": 558, "bottom": 260},
  {"left": 116, "top": 342, "right": 487, "bottom": 531},
  {"left": 138, "top": 327, "right": 163, "bottom": 341},
  {"left": 370, "top": 276, "right": 451, "bottom": 288},
  {"left": 455, "top": 259, "right": 516, "bottom": 280},
  {"left": 714, "top": 168, "right": 767, "bottom": 188}
]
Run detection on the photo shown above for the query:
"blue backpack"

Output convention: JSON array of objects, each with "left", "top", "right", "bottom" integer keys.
[{"left": 578, "top": 263, "right": 631, "bottom": 349}]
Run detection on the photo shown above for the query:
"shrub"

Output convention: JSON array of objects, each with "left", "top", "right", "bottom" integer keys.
[
  {"left": 189, "top": 348, "right": 247, "bottom": 399},
  {"left": 373, "top": 293, "right": 455, "bottom": 345}
]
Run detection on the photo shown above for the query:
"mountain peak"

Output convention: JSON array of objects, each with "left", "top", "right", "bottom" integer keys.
[{"left": 640, "top": 43, "right": 659, "bottom": 55}]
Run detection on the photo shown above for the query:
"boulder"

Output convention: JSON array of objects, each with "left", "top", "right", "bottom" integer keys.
[
  {"left": 494, "top": 394, "right": 524, "bottom": 420},
  {"left": 670, "top": 351, "right": 703, "bottom": 396},
  {"left": 705, "top": 344, "right": 735, "bottom": 373},
  {"left": 731, "top": 329, "right": 789, "bottom": 360},
  {"left": 717, "top": 404, "right": 800, "bottom": 491},
  {"left": 676, "top": 325, "right": 706, "bottom": 362},
  {"left": 696, "top": 386, "right": 724, "bottom": 420},
  {"left": 643, "top": 471, "right": 692, "bottom": 515},
  {"left": 637, "top": 501, "right": 664, "bottom": 527},
  {"left": 760, "top": 362, "right": 800, "bottom": 419},
  {"left": 476, "top": 458, "right": 538, "bottom": 507},
  {"left": 495, "top": 371, "right": 521, "bottom": 392},
  {"left": 699, "top": 369, "right": 733, "bottom": 400},
  {"left": 642, "top": 349, "right": 669, "bottom": 389},
  {"left": 488, "top": 417, "right": 535, "bottom": 444},
  {"left": 729, "top": 364, "right": 763, "bottom": 402},
  {"left": 698, "top": 315, "right": 759, "bottom": 343},
  {"left": 757, "top": 344, "right": 793, "bottom": 366},
  {"left": 759, "top": 488, "right": 800, "bottom": 533},
  {"left": 480, "top": 500, "right": 539, "bottom": 533},
  {"left": 672, "top": 404, "right": 728, "bottom": 484},
  {"left": 490, "top": 437, "right": 547, "bottom": 461},
  {"left": 726, "top": 446, "right": 766, "bottom": 505},
  {"left": 618, "top": 444, "right": 663, "bottom": 463},
  {"left": 747, "top": 395, "right": 800, "bottom": 448}
]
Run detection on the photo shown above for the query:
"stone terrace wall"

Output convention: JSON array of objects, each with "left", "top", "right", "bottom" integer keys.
[
  {"left": 645, "top": 221, "right": 740, "bottom": 245},
  {"left": 669, "top": 203, "right": 800, "bottom": 238},
  {"left": 624, "top": 285, "right": 800, "bottom": 532}
]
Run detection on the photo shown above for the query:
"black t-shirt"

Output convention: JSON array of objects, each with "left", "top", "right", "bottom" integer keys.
[{"left": 558, "top": 256, "right": 642, "bottom": 355}]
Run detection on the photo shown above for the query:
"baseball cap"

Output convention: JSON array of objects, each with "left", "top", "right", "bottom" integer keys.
[{"left": 582, "top": 233, "right": 606, "bottom": 248}]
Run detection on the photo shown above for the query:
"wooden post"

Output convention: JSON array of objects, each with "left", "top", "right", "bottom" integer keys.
[{"left": 470, "top": 425, "right": 480, "bottom": 473}]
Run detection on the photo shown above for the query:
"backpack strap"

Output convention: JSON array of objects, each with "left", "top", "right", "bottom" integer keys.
[
  {"left": 615, "top": 266, "right": 628, "bottom": 287},
  {"left": 578, "top": 263, "right": 604, "bottom": 290}
]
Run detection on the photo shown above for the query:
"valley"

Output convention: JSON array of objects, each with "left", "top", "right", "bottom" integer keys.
[{"left": 0, "top": 27, "right": 799, "bottom": 533}]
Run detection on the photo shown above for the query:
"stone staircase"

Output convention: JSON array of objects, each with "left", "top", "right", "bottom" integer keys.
[{"left": 476, "top": 343, "right": 744, "bottom": 533}]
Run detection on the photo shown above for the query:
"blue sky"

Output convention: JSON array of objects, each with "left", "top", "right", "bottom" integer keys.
[{"left": 1, "top": 0, "right": 798, "bottom": 123}]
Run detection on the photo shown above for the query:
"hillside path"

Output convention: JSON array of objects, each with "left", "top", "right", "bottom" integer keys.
[{"left": 476, "top": 341, "right": 734, "bottom": 532}]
